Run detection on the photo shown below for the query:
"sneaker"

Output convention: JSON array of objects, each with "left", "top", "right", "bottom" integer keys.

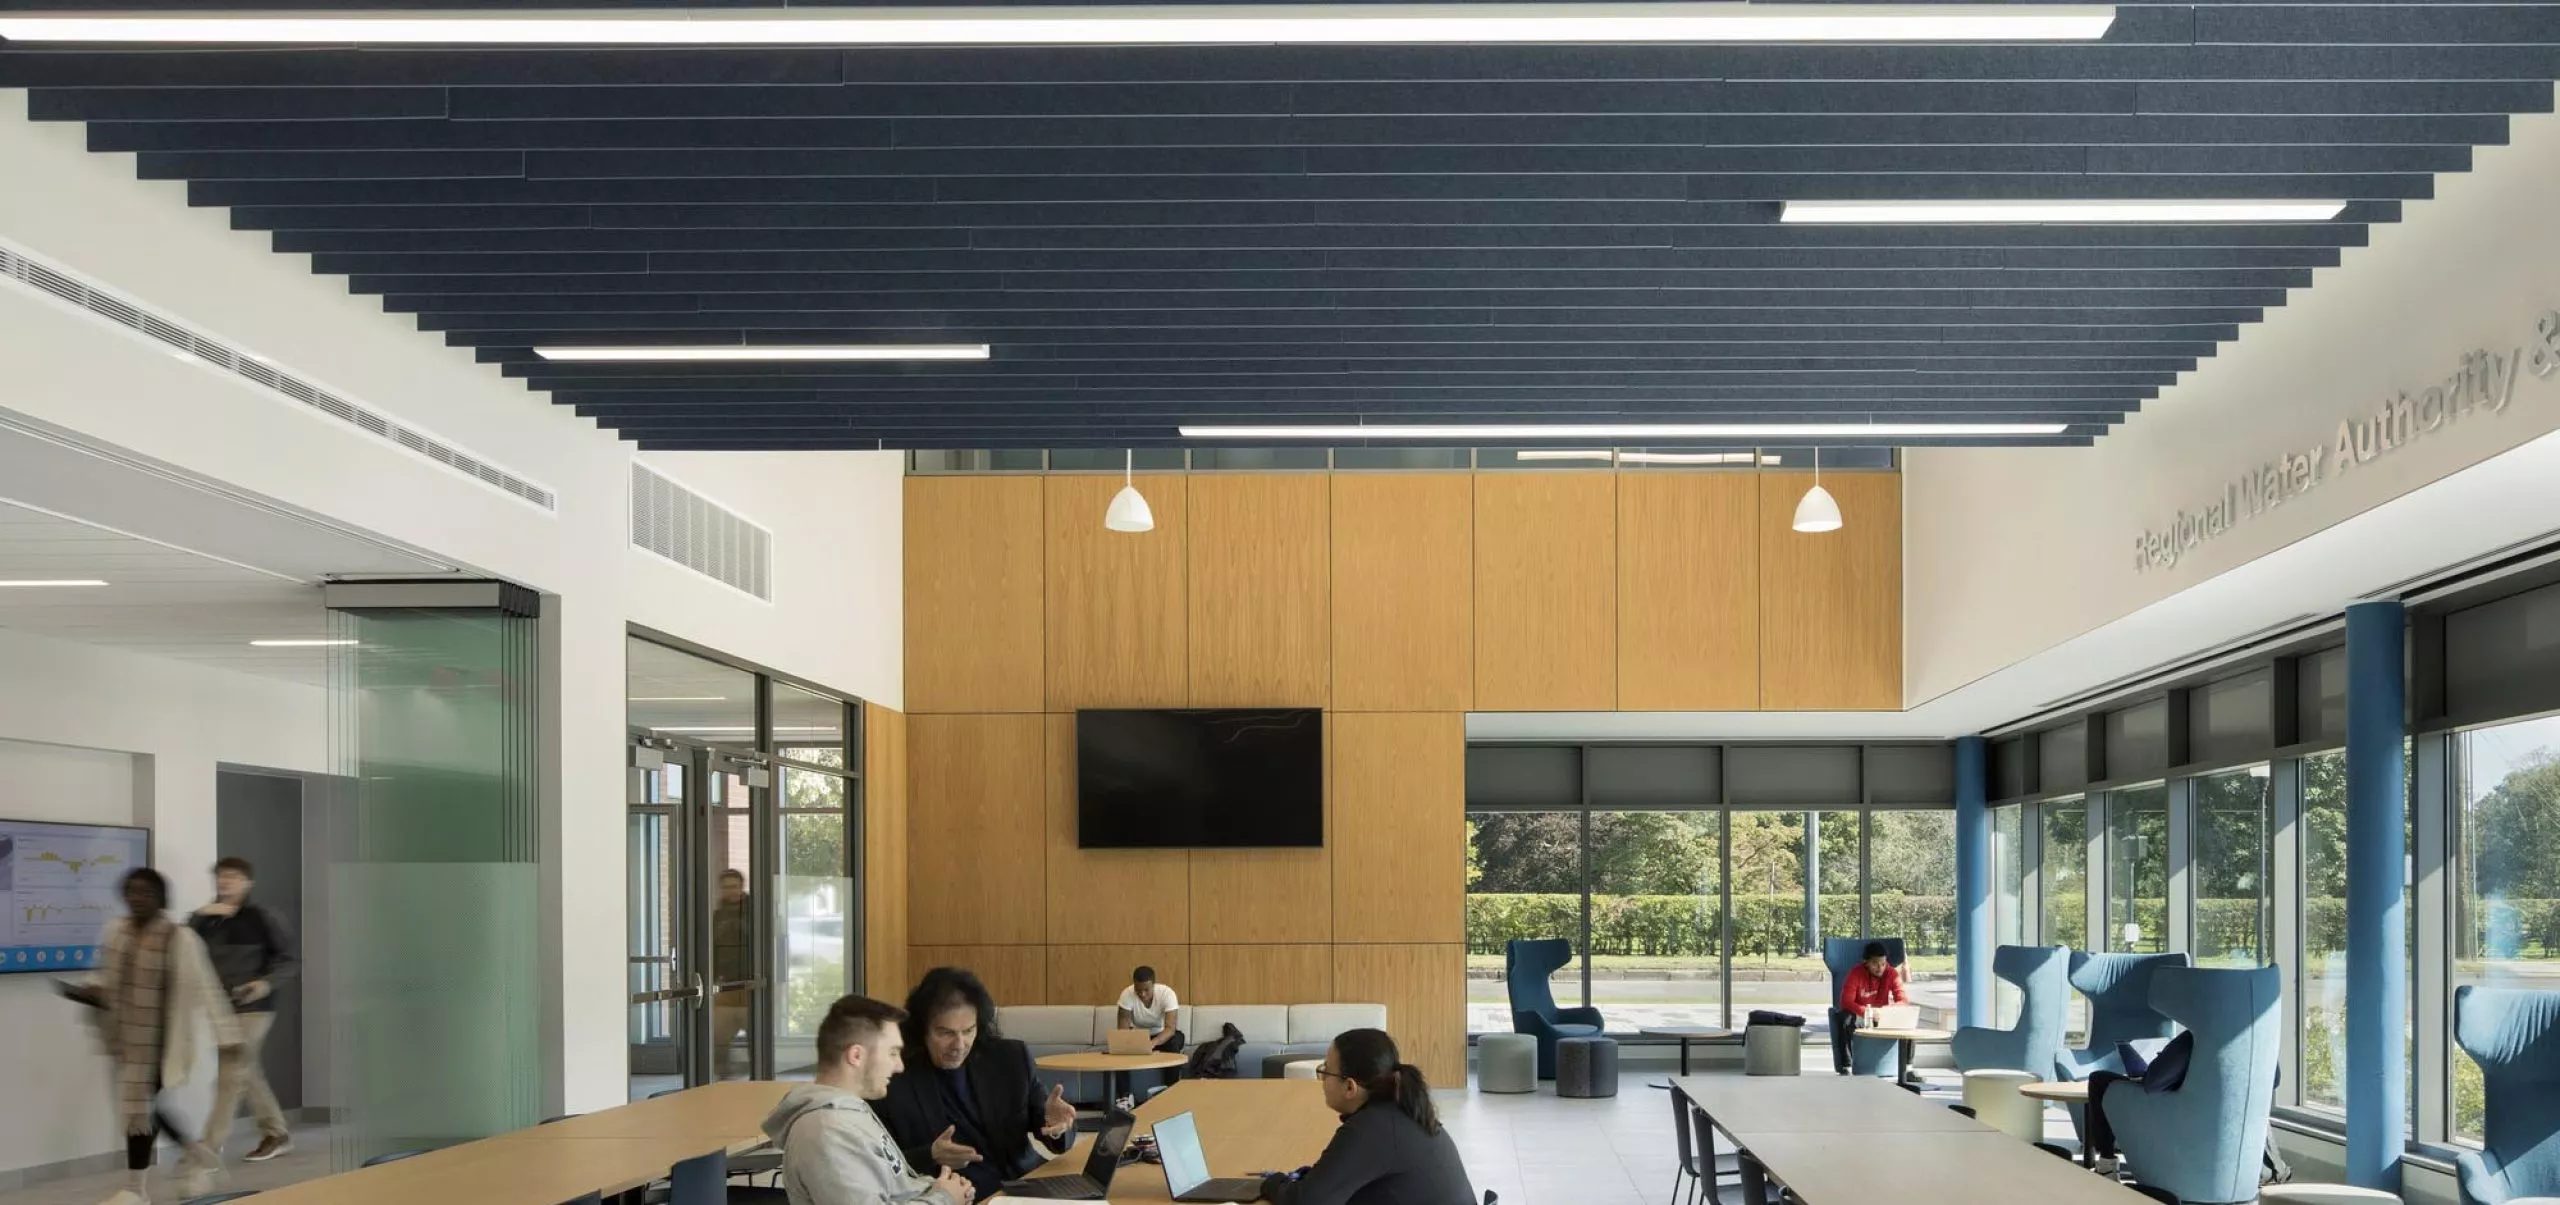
[
  {"left": 247, "top": 1135, "right": 295, "bottom": 1163},
  {"left": 175, "top": 1165, "right": 220, "bottom": 1199}
]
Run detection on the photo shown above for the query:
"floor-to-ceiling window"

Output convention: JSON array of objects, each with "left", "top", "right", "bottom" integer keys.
[
  {"left": 2107, "top": 784, "right": 2171, "bottom": 954},
  {"left": 1466, "top": 810, "right": 1583, "bottom": 1035},
  {"left": 1869, "top": 809, "right": 1960, "bottom": 1015},
  {"left": 1587, "top": 811, "right": 1724, "bottom": 1030},
  {"left": 2194, "top": 767, "right": 2272, "bottom": 967},
  {"left": 1729, "top": 810, "right": 1823, "bottom": 1021},
  {"left": 2041, "top": 797, "right": 2091, "bottom": 1039},
  {"left": 2450, "top": 713, "right": 2560, "bottom": 1143},
  {"left": 1992, "top": 805, "right": 2027, "bottom": 1024}
]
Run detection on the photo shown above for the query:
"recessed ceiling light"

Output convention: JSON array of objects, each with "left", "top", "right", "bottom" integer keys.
[
  {"left": 0, "top": 579, "right": 110, "bottom": 588},
  {"left": 1181, "top": 423, "right": 2070, "bottom": 439},
  {"left": 1781, "top": 200, "right": 2348, "bottom": 224},
  {"left": 533, "top": 345, "right": 989, "bottom": 362},
  {"left": 0, "top": 5, "right": 2118, "bottom": 45},
  {"left": 249, "top": 638, "right": 357, "bottom": 648}
]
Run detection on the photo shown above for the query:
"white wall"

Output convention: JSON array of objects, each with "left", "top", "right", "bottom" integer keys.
[
  {"left": 0, "top": 92, "right": 903, "bottom": 1112},
  {"left": 1906, "top": 109, "right": 2560, "bottom": 706},
  {"left": 0, "top": 627, "right": 324, "bottom": 1178}
]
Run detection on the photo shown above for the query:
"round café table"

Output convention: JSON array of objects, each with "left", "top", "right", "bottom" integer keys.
[
  {"left": 2017, "top": 1079, "right": 2092, "bottom": 1165},
  {"left": 1851, "top": 1026, "right": 1952, "bottom": 1088},
  {"left": 1639, "top": 1026, "right": 1737, "bottom": 1089},
  {"left": 1034, "top": 1050, "right": 1189, "bottom": 1108}
]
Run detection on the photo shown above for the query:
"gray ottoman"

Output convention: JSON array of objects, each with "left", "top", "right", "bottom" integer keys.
[
  {"left": 1478, "top": 1034, "right": 1536, "bottom": 1094},
  {"left": 1557, "top": 1036, "right": 1619, "bottom": 1099}
]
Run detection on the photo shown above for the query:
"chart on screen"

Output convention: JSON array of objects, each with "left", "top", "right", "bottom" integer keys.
[{"left": 0, "top": 818, "right": 151, "bottom": 973}]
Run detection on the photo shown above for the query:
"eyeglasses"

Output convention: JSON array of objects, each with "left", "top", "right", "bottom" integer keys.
[{"left": 1311, "top": 1067, "right": 1352, "bottom": 1082}]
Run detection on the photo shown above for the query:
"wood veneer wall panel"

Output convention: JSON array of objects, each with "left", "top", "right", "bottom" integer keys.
[
  {"left": 862, "top": 701, "right": 910, "bottom": 998},
  {"left": 1331, "top": 712, "right": 1464, "bottom": 944},
  {"left": 1617, "top": 472, "right": 1761, "bottom": 710},
  {"left": 1472, "top": 473, "right": 1617, "bottom": 711},
  {"left": 1330, "top": 474, "right": 1473, "bottom": 712},
  {"left": 1189, "top": 945, "right": 1335, "bottom": 1006},
  {"left": 1187, "top": 474, "right": 1330, "bottom": 707},
  {"left": 1044, "top": 714, "right": 1189, "bottom": 945},
  {"left": 1047, "top": 946, "right": 1192, "bottom": 1014},
  {"left": 904, "top": 476, "right": 1046, "bottom": 713},
  {"left": 1044, "top": 474, "right": 1190, "bottom": 710},
  {"left": 907, "top": 714, "right": 1047, "bottom": 946},
  {"left": 907, "top": 945, "right": 1046, "bottom": 1007},
  {"left": 1758, "top": 471, "right": 1903, "bottom": 710},
  {"left": 1330, "top": 944, "right": 1466, "bottom": 1084}
]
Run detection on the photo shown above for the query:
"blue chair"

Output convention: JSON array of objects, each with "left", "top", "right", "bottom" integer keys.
[
  {"left": 2060, "top": 952, "right": 2188, "bottom": 1079},
  {"left": 2453, "top": 986, "right": 2560, "bottom": 1205},
  {"left": 1821, "top": 936, "right": 1907, "bottom": 1078},
  {"left": 1506, "top": 938, "right": 1602, "bottom": 1081},
  {"left": 1950, "top": 945, "right": 2069, "bottom": 1076},
  {"left": 2104, "top": 964, "right": 2281, "bottom": 1205},
  {"left": 2058, "top": 951, "right": 2187, "bottom": 1146}
]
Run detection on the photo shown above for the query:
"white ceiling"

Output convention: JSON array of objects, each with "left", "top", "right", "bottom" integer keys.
[{"left": 0, "top": 411, "right": 458, "bottom": 686}]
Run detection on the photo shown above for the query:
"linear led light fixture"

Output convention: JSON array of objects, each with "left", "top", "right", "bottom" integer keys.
[
  {"left": 0, "top": 4, "right": 2117, "bottom": 45},
  {"left": 0, "top": 578, "right": 110, "bottom": 587},
  {"left": 249, "top": 638, "right": 357, "bottom": 647},
  {"left": 1182, "top": 422, "right": 2070, "bottom": 439},
  {"left": 1516, "top": 450, "right": 1776, "bottom": 465},
  {"left": 534, "top": 345, "right": 989, "bottom": 362},
  {"left": 1782, "top": 200, "right": 2347, "bottom": 224},
  {"left": 630, "top": 695, "right": 731, "bottom": 702}
]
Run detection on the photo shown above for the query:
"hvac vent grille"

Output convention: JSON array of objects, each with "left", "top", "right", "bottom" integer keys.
[
  {"left": 631, "top": 463, "right": 772, "bottom": 601},
  {"left": 0, "top": 242, "right": 557, "bottom": 512}
]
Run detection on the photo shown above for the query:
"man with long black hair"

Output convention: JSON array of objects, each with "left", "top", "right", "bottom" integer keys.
[{"left": 874, "top": 967, "right": 1077, "bottom": 1201}]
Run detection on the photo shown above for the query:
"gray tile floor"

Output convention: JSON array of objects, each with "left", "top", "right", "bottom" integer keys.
[{"left": 0, "top": 1070, "right": 2064, "bottom": 1205}]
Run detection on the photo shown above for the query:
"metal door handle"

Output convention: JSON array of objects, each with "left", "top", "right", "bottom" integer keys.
[{"left": 690, "top": 972, "right": 707, "bottom": 1004}]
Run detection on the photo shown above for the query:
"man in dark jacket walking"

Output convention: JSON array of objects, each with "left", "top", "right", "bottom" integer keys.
[{"left": 189, "top": 856, "right": 297, "bottom": 1163}]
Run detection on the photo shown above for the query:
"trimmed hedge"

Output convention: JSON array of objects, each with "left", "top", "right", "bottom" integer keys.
[{"left": 1469, "top": 892, "right": 1959, "bottom": 957}]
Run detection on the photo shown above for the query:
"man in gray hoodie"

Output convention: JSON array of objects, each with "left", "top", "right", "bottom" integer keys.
[{"left": 762, "top": 994, "right": 977, "bottom": 1205}]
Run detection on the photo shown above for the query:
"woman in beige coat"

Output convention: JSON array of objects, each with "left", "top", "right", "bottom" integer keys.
[{"left": 89, "top": 867, "right": 239, "bottom": 1205}]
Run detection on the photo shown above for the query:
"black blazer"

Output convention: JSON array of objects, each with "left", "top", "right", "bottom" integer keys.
[
  {"left": 875, "top": 1037, "right": 1069, "bottom": 1187},
  {"left": 1262, "top": 1102, "right": 1480, "bottom": 1205}
]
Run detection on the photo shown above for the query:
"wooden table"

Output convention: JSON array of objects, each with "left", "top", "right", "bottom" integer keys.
[
  {"left": 1035, "top": 1050, "right": 1190, "bottom": 1106},
  {"left": 1854, "top": 1026, "right": 1953, "bottom": 1087},
  {"left": 1640, "top": 1026, "right": 1738, "bottom": 1079},
  {"left": 2019, "top": 1080, "right": 2090, "bottom": 1102},
  {"left": 1738, "top": 1130, "right": 2149, "bottom": 1205},
  {"left": 1676, "top": 1076, "right": 1988, "bottom": 1137},
  {"left": 245, "top": 1081, "right": 790, "bottom": 1205},
  {"left": 1018, "top": 1079, "right": 1338, "bottom": 1204}
]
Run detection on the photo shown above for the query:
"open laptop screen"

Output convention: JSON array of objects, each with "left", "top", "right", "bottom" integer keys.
[{"left": 1152, "top": 1111, "right": 1215, "bottom": 1196}]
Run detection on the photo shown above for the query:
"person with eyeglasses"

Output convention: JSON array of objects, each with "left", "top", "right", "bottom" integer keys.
[{"left": 1260, "top": 1028, "right": 1478, "bottom": 1205}]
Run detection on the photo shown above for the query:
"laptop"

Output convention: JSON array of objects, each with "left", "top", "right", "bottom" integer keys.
[
  {"left": 1153, "top": 1110, "right": 1270, "bottom": 1203},
  {"left": 997, "top": 1113, "right": 1135, "bottom": 1200},
  {"left": 1107, "top": 1028, "right": 1159, "bottom": 1055},
  {"left": 1869, "top": 1004, "right": 1921, "bottom": 1030}
]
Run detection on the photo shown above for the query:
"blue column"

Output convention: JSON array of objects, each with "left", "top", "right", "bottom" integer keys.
[
  {"left": 1954, "top": 735, "right": 1992, "bottom": 1030},
  {"left": 2345, "top": 600, "right": 2407, "bottom": 1190}
]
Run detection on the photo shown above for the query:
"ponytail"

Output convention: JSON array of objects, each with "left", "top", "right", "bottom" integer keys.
[{"left": 1331, "top": 1028, "right": 1443, "bottom": 1136}]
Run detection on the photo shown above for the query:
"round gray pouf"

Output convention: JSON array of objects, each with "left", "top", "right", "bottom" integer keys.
[
  {"left": 1478, "top": 1034, "right": 1536, "bottom": 1094},
  {"left": 1557, "top": 1036, "right": 1619, "bottom": 1099}
]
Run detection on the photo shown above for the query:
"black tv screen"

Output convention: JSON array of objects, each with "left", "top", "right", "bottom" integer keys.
[{"left": 1077, "top": 709, "right": 1324, "bottom": 849}]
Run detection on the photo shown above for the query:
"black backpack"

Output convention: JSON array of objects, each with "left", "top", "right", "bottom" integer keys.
[{"left": 1185, "top": 1023, "right": 1246, "bottom": 1079}]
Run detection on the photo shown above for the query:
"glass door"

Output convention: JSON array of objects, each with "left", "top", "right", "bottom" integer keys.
[
  {"left": 628, "top": 743, "right": 699, "bottom": 1101},
  {"left": 706, "top": 762, "right": 771, "bottom": 1083}
]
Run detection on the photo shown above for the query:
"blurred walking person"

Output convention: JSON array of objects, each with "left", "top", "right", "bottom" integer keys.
[
  {"left": 190, "top": 856, "right": 299, "bottom": 1163},
  {"left": 87, "top": 867, "right": 241, "bottom": 1205}
]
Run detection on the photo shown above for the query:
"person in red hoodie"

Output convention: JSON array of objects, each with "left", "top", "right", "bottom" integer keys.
[{"left": 1831, "top": 941, "right": 1908, "bottom": 1075}]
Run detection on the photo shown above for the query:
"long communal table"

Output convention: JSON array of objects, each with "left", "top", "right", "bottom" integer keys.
[
  {"left": 1018, "top": 1079, "right": 1340, "bottom": 1203},
  {"left": 1673, "top": 1075, "right": 2150, "bottom": 1205},
  {"left": 248, "top": 1080, "right": 789, "bottom": 1205}
]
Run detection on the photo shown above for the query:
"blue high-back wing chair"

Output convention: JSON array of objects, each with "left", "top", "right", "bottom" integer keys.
[
  {"left": 1951, "top": 945, "right": 2069, "bottom": 1076},
  {"left": 1507, "top": 939, "right": 1602, "bottom": 1080},
  {"left": 2452, "top": 986, "right": 2560, "bottom": 1205},
  {"left": 2104, "top": 964, "right": 2281, "bottom": 1205},
  {"left": 2062, "top": 951, "right": 2188, "bottom": 1078},
  {"left": 1823, "top": 936, "right": 1908, "bottom": 1077}
]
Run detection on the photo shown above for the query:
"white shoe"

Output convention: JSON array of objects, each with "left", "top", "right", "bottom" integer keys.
[{"left": 175, "top": 1164, "right": 221, "bottom": 1198}]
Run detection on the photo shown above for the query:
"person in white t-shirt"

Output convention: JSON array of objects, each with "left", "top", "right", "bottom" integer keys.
[{"left": 1115, "top": 965, "right": 1185, "bottom": 1057}]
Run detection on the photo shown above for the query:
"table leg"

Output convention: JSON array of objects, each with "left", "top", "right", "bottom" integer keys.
[
  {"left": 668, "top": 1150, "right": 726, "bottom": 1205},
  {"left": 1899, "top": 1039, "right": 1918, "bottom": 1086},
  {"left": 1680, "top": 1039, "right": 1694, "bottom": 1078}
]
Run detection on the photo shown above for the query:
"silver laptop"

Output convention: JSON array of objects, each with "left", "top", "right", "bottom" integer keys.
[{"left": 1153, "top": 1110, "right": 1269, "bottom": 1203}]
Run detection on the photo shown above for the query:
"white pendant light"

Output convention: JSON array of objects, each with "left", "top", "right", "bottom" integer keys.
[
  {"left": 1104, "top": 450, "right": 1155, "bottom": 533},
  {"left": 1793, "top": 448, "right": 1844, "bottom": 533}
]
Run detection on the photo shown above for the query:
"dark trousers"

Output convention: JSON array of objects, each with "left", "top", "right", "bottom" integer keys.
[
  {"left": 1827, "top": 1009, "right": 1864, "bottom": 1075},
  {"left": 1150, "top": 1030, "right": 1188, "bottom": 1093},
  {"left": 2085, "top": 1071, "right": 2129, "bottom": 1158}
]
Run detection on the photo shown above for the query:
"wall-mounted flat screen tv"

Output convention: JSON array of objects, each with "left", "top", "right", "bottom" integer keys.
[
  {"left": 0, "top": 817, "right": 152, "bottom": 974},
  {"left": 1077, "top": 709, "right": 1324, "bottom": 849}
]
